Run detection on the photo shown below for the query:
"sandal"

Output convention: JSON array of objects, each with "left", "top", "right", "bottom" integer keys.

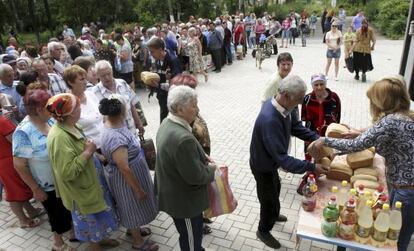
[
  {"left": 203, "top": 224, "right": 212, "bottom": 235},
  {"left": 203, "top": 217, "right": 213, "bottom": 224},
  {"left": 98, "top": 239, "right": 120, "bottom": 247},
  {"left": 20, "top": 218, "right": 41, "bottom": 229},
  {"left": 132, "top": 239, "right": 159, "bottom": 251},
  {"left": 51, "top": 243, "right": 76, "bottom": 251},
  {"left": 126, "top": 227, "right": 152, "bottom": 237},
  {"left": 30, "top": 208, "right": 46, "bottom": 219}
]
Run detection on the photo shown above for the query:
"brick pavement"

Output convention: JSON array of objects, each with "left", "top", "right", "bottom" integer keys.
[{"left": 1, "top": 26, "right": 412, "bottom": 251}]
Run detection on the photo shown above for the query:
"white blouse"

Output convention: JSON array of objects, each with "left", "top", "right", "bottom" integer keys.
[{"left": 78, "top": 90, "right": 104, "bottom": 148}]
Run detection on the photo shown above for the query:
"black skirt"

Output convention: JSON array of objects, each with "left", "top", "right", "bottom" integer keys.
[
  {"left": 353, "top": 51, "right": 373, "bottom": 73},
  {"left": 41, "top": 190, "right": 72, "bottom": 234}
]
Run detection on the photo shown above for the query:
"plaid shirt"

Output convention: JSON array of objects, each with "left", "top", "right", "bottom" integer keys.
[
  {"left": 92, "top": 78, "right": 139, "bottom": 134},
  {"left": 48, "top": 73, "right": 69, "bottom": 96}
]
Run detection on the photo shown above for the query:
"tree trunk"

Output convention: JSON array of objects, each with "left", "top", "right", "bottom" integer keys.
[
  {"left": 27, "top": 0, "right": 40, "bottom": 45},
  {"left": 9, "top": 0, "right": 22, "bottom": 31},
  {"left": 42, "top": 0, "right": 54, "bottom": 37},
  {"left": 167, "top": 0, "right": 174, "bottom": 22}
]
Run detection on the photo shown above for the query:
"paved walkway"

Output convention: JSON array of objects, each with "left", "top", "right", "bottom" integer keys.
[{"left": 1, "top": 25, "right": 412, "bottom": 251}]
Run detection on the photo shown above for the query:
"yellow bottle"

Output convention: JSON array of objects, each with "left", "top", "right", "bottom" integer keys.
[
  {"left": 356, "top": 200, "right": 374, "bottom": 238},
  {"left": 387, "top": 201, "right": 402, "bottom": 240},
  {"left": 337, "top": 181, "right": 348, "bottom": 212},
  {"left": 373, "top": 203, "right": 390, "bottom": 242}
]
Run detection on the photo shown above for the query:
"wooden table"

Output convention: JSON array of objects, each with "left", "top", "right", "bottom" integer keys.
[{"left": 296, "top": 155, "right": 397, "bottom": 251}]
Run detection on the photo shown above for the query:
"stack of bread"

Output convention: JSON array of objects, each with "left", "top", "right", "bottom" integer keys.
[{"left": 141, "top": 71, "right": 160, "bottom": 85}]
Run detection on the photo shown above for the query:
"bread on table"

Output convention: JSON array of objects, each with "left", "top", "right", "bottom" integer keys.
[
  {"left": 326, "top": 123, "right": 350, "bottom": 138},
  {"left": 141, "top": 71, "right": 160, "bottom": 85},
  {"left": 350, "top": 174, "right": 378, "bottom": 185},
  {"left": 326, "top": 156, "right": 353, "bottom": 182},
  {"left": 353, "top": 167, "right": 379, "bottom": 178},
  {"left": 320, "top": 157, "right": 332, "bottom": 167},
  {"left": 346, "top": 149, "right": 374, "bottom": 169}
]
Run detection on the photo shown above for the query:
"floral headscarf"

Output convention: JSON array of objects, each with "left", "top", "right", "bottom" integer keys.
[{"left": 46, "top": 93, "right": 79, "bottom": 121}]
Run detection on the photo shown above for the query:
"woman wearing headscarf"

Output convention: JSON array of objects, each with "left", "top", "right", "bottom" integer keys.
[
  {"left": 13, "top": 85, "right": 74, "bottom": 251},
  {"left": 46, "top": 93, "right": 118, "bottom": 251},
  {"left": 99, "top": 95, "right": 159, "bottom": 251},
  {"left": 349, "top": 19, "right": 376, "bottom": 82}
]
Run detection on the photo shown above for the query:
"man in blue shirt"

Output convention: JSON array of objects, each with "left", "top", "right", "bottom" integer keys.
[
  {"left": 352, "top": 11, "right": 365, "bottom": 32},
  {"left": 0, "top": 63, "right": 21, "bottom": 119},
  {"left": 250, "top": 75, "right": 328, "bottom": 249}
]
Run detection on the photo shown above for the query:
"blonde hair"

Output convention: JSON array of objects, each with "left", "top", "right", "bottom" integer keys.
[
  {"left": 367, "top": 75, "right": 414, "bottom": 122},
  {"left": 63, "top": 65, "right": 87, "bottom": 87}
]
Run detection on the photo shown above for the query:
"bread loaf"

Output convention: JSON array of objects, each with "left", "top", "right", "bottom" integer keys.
[
  {"left": 353, "top": 180, "right": 380, "bottom": 190},
  {"left": 307, "top": 141, "right": 334, "bottom": 160},
  {"left": 353, "top": 167, "right": 378, "bottom": 178},
  {"left": 368, "top": 147, "right": 375, "bottom": 154},
  {"left": 141, "top": 71, "right": 160, "bottom": 85},
  {"left": 350, "top": 174, "right": 378, "bottom": 185},
  {"left": 346, "top": 150, "right": 374, "bottom": 169},
  {"left": 327, "top": 170, "right": 352, "bottom": 182},
  {"left": 326, "top": 123, "right": 349, "bottom": 138},
  {"left": 327, "top": 156, "right": 353, "bottom": 181},
  {"left": 320, "top": 157, "right": 332, "bottom": 167}
]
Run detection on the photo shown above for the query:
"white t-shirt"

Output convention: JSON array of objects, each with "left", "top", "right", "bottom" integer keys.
[
  {"left": 78, "top": 90, "right": 104, "bottom": 148},
  {"left": 325, "top": 30, "right": 342, "bottom": 50}
]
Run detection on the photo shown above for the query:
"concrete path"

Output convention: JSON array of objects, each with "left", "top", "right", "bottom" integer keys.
[{"left": 0, "top": 22, "right": 411, "bottom": 251}]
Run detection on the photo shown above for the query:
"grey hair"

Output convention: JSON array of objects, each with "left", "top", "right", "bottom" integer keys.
[
  {"left": 167, "top": 85, "right": 197, "bottom": 113},
  {"left": 235, "top": 19, "right": 241, "bottom": 25},
  {"left": 188, "top": 27, "right": 197, "bottom": 36},
  {"left": 147, "top": 27, "right": 157, "bottom": 36},
  {"left": 47, "top": 41, "right": 61, "bottom": 54},
  {"left": 278, "top": 75, "right": 307, "bottom": 99},
  {"left": 95, "top": 60, "right": 112, "bottom": 72},
  {"left": 0, "top": 63, "right": 12, "bottom": 78}
]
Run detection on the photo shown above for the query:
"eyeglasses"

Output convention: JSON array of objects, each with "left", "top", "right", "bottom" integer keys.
[{"left": 332, "top": 25, "right": 337, "bottom": 27}]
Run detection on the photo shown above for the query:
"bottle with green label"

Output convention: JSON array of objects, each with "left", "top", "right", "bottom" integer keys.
[{"left": 321, "top": 196, "right": 339, "bottom": 237}]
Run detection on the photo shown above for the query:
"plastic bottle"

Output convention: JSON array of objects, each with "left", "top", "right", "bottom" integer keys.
[
  {"left": 331, "top": 186, "right": 338, "bottom": 198},
  {"left": 321, "top": 196, "right": 340, "bottom": 237},
  {"left": 373, "top": 194, "right": 388, "bottom": 219},
  {"left": 356, "top": 200, "right": 374, "bottom": 238},
  {"left": 348, "top": 188, "right": 357, "bottom": 203},
  {"left": 357, "top": 184, "right": 365, "bottom": 198},
  {"left": 356, "top": 191, "right": 372, "bottom": 216},
  {"left": 373, "top": 184, "right": 385, "bottom": 203},
  {"left": 337, "top": 180, "right": 349, "bottom": 212},
  {"left": 387, "top": 201, "right": 402, "bottom": 240},
  {"left": 373, "top": 203, "right": 390, "bottom": 242},
  {"left": 301, "top": 174, "right": 317, "bottom": 212},
  {"left": 338, "top": 198, "right": 358, "bottom": 240}
]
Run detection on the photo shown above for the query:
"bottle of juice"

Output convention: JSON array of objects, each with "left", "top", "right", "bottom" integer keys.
[
  {"left": 356, "top": 191, "right": 372, "bottom": 216},
  {"left": 373, "top": 203, "right": 390, "bottom": 242},
  {"left": 301, "top": 174, "right": 317, "bottom": 212},
  {"left": 331, "top": 186, "right": 338, "bottom": 198},
  {"left": 356, "top": 200, "right": 374, "bottom": 238},
  {"left": 321, "top": 196, "right": 340, "bottom": 237},
  {"left": 373, "top": 194, "right": 388, "bottom": 219},
  {"left": 338, "top": 198, "right": 357, "bottom": 240},
  {"left": 387, "top": 201, "right": 402, "bottom": 240},
  {"left": 337, "top": 180, "right": 349, "bottom": 212}
]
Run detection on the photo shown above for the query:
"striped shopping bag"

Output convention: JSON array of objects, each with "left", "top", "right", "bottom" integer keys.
[{"left": 204, "top": 165, "right": 238, "bottom": 218}]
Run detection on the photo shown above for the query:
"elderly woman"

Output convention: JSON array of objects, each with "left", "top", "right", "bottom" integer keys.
[
  {"left": 325, "top": 21, "right": 342, "bottom": 81},
  {"left": 187, "top": 27, "right": 208, "bottom": 83},
  {"left": 13, "top": 86, "right": 74, "bottom": 251},
  {"left": 73, "top": 56, "right": 99, "bottom": 87},
  {"left": 92, "top": 60, "right": 144, "bottom": 135},
  {"left": 301, "top": 73, "right": 341, "bottom": 160},
  {"left": 99, "top": 95, "right": 158, "bottom": 251},
  {"left": 234, "top": 19, "right": 245, "bottom": 59},
  {"left": 254, "top": 18, "right": 266, "bottom": 45},
  {"left": 349, "top": 19, "right": 376, "bottom": 82},
  {"left": 156, "top": 85, "right": 216, "bottom": 251},
  {"left": 310, "top": 75, "right": 414, "bottom": 251},
  {"left": 46, "top": 93, "right": 118, "bottom": 251}
]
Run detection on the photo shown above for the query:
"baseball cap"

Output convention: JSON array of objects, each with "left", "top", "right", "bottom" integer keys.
[
  {"left": 311, "top": 74, "right": 327, "bottom": 84},
  {"left": 2, "top": 54, "right": 17, "bottom": 65}
]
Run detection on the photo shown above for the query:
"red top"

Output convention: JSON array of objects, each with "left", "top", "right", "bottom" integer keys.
[
  {"left": 0, "top": 116, "right": 15, "bottom": 159},
  {"left": 234, "top": 24, "right": 245, "bottom": 44}
]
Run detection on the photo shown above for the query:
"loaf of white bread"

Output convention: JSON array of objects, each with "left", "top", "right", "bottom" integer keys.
[
  {"left": 346, "top": 149, "right": 374, "bottom": 169},
  {"left": 141, "top": 71, "right": 160, "bottom": 85},
  {"left": 326, "top": 155, "right": 353, "bottom": 182},
  {"left": 308, "top": 141, "right": 334, "bottom": 161},
  {"left": 325, "top": 123, "right": 350, "bottom": 138}
]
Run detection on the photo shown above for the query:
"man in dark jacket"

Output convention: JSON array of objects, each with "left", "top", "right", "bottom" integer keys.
[
  {"left": 146, "top": 38, "right": 182, "bottom": 123},
  {"left": 207, "top": 22, "right": 223, "bottom": 73},
  {"left": 249, "top": 75, "right": 328, "bottom": 249}
]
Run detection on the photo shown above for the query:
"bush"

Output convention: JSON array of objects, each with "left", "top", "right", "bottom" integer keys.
[{"left": 376, "top": 0, "right": 410, "bottom": 39}]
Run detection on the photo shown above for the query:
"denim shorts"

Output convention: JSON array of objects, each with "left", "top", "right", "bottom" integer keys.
[
  {"left": 282, "top": 30, "right": 290, "bottom": 39},
  {"left": 326, "top": 49, "right": 341, "bottom": 59}
]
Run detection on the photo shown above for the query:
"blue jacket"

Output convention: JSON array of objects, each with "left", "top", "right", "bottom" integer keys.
[
  {"left": 249, "top": 99, "right": 319, "bottom": 173},
  {"left": 208, "top": 30, "right": 223, "bottom": 50}
]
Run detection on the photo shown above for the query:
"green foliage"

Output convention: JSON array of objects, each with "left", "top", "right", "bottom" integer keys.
[{"left": 376, "top": 0, "right": 409, "bottom": 39}]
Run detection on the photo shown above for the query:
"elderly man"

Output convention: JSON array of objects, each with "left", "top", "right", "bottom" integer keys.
[
  {"left": 32, "top": 59, "right": 69, "bottom": 96},
  {"left": 47, "top": 41, "right": 65, "bottom": 75},
  {"left": 156, "top": 85, "right": 215, "bottom": 251},
  {"left": 261, "top": 52, "right": 293, "bottom": 103},
  {"left": 92, "top": 60, "right": 144, "bottom": 135},
  {"left": 146, "top": 38, "right": 182, "bottom": 123},
  {"left": 250, "top": 75, "right": 328, "bottom": 249},
  {"left": 0, "top": 64, "right": 22, "bottom": 121}
]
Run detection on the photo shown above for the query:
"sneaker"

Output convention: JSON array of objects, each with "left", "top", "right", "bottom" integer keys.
[
  {"left": 362, "top": 74, "right": 366, "bottom": 82},
  {"left": 334, "top": 77, "right": 339, "bottom": 81},
  {"left": 354, "top": 75, "right": 360, "bottom": 80},
  {"left": 256, "top": 231, "right": 281, "bottom": 249}
]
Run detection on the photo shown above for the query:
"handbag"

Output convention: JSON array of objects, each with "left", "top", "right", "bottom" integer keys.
[
  {"left": 139, "top": 135, "right": 156, "bottom": 171},
  {"left": 345, "top": 55, "right": 354, "bottom": 73},
  {"left": 202, "top": 54, "right": 214, "bottom": 70},
  {"left": 204, "top": 165, "right": 238, "bottom": 218},
  {"left": 135, "top": 101, "right": 148, "bottom": 127}
]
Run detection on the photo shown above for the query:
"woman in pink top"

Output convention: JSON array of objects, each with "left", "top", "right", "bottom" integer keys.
[
  {"left": 254, "top": 18, "right": 266, "bottom": 45},
  {"left": 281, "top": 17, "right": 291, "bottom": 48}
]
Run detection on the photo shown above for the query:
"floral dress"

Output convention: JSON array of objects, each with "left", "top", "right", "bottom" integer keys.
[{"left": 188, "top": 38, "right": 205, "bottom": 73}]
